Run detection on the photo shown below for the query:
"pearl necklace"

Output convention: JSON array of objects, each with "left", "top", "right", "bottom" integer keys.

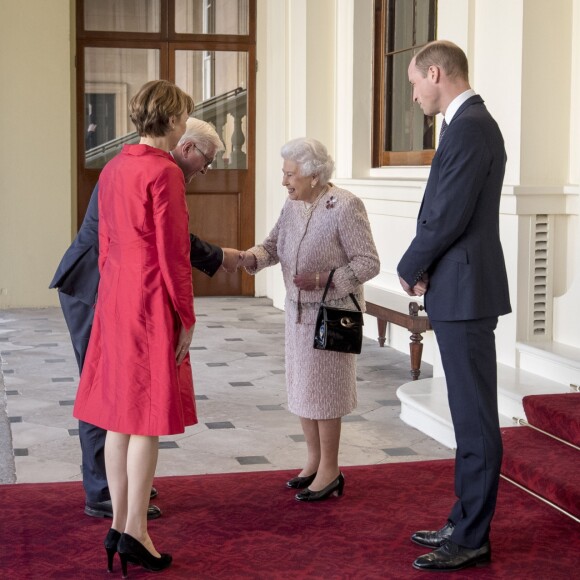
[{"left": 302, "top": 186, "right": 328, "bottom": 217}]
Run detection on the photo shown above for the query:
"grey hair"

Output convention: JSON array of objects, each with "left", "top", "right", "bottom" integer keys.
[
  {"left": 178, "top": 117, "right": 224, "bottom": 154},
  {"left": 281, "top": 138, "right": 334, "bottom": 185}
]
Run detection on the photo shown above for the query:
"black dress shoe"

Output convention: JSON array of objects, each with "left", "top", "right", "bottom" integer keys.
[
  {"left": 295, "top": 472, "right": 345, "bottom": 502},
  {"left": 85, "top": 500, "right": 162, "bottom": 520},
  {"left": 146, "top": 504, "right": 162, "bottom": 519},
  {"left": 413, "top": 540, "right": 491, "bottom": 572},
  {"left": 286, "top": 472, "right": 317, "bottom": 489},
  {"left": 411, "top": 520, "right": 455, "bottom": 548},
  {"left": 150, "top": 486, "right": 158, "bottom": 499}
]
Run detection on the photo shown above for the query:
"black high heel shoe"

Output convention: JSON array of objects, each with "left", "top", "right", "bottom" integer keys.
[
  {"left": 286, "top": 471, "right": 317, "bottom": 489},
  {"left": 295, "top": 472, "right": 345, "bottom": 502},
  {"left": 104, "top": 528, "right": 121, "bottom": 573},
  {"left": 117, "top": 533, "right": 172, "bottom": 578}
]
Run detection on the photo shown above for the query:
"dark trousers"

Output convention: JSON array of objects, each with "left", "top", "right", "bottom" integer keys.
[
  {"left": 430, "top": 316, "right": 503, "bottom": 549},
  {"left": 59, "top": 291, "right": 109, "bottom": 503}
]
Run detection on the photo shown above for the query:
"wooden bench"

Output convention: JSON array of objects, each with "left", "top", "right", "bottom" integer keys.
[{"left": 366, "top": 296, "right": 432, "bottom": 381}]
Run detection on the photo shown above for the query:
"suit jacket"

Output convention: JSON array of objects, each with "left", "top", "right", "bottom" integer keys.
[
  {"left": 397, "top": 95, "right": 511, "bottom": 321},
  {"left": 50, "top": 183, "right": 223, "bottom": 305}
]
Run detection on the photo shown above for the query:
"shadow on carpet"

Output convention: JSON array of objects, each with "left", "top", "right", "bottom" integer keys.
[{"left": 1, "top": 460, "right": 577, "bottom": 579}]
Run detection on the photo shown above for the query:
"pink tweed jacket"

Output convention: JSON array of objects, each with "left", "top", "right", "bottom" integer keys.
[{"left": 247, "top": 184, "right": 380, "bottom": 323}]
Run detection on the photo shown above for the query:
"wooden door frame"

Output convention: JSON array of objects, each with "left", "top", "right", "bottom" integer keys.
[{"left": 75, "top": 0, "right": 256, "bottom": 296}]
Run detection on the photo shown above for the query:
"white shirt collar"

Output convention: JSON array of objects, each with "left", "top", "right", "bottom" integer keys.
[{"left": 444, "top": 89, "right": 476, "bottom": 124}]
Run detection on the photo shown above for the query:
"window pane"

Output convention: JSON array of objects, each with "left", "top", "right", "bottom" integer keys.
[
  {"left": 375, "top": 0, "right": 437, "bottom": 164},
  {"left": 84, "top": 0, "right": 161, "bottom": 33},
  {"left": 389, "top": 51, "right": 412, "bottom": 151},
  {"left": 175, "top": 50, "right": 248, "bottom": 169},
  {"left": 393, "top": 0, "right": 414, "bottom": 51},
  {"left": 84, "top": 47, "right": 160, "bottom": 168},
  {"left": 175, "top": 0, "right": 249, "bottom": 35},
  {"left": 389, "top": 50, "right": 432, "bottom": 152},
  {"left": 415, "top": 0, "right": 435, "bottom": 45}
]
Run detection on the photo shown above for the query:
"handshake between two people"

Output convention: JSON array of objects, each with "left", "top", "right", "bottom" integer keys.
[
  {"left": 220, "top": 248, "right": 256, "bottom": 273},
  {"left": 220, "top": 250, "right": 333, "bottom": 292}
]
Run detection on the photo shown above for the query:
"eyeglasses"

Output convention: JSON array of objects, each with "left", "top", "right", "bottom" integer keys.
[{"left": 193, "top": 143, "right": 214, "bottom": 169}]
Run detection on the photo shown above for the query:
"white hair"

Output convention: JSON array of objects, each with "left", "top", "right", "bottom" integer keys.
[
  {"left": 178, "top": 117, "right": 224, "bottom": 154},
  {"left": 280, "top": 138, "right": 334, "bottom": 185}
]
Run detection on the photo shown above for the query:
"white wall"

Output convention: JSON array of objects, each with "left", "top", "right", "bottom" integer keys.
[
  {"left": 520, "top": 1, "right": 573, "bottom": 186},
  {"left": 255, "top": 0, "right": 337, "bottom": 311},
  {"left": 255, "top": 0, "right": 580, "bottom": 376},
  {"left": 254, "top": 0, "right": 286, "bottom": 306},
  {"left": 551, "top": 0, "right": 580, "bottom": 347},
  {"left": 0, "top": 0, "right": 74, "bottom": 308}
]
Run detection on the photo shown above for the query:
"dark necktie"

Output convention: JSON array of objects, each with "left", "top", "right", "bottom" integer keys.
[{"left": 439, "top": 118, "right": 448, "bottom": 144}]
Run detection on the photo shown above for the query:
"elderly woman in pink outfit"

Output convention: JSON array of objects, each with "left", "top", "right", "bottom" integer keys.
[{"left": 241, "top": 137, "right": 380, "bottom": 501}]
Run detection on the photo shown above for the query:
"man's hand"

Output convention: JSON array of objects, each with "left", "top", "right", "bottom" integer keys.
[
  {"left": 399, "top": 274, "right": 429, "bottom": 297},
  {"left": 221, "top": 247, "right": 243, "bottom": 273},
  {"left": 399, "top": 275, "right": 416, "bottom": 297},
  {"left": 175, "top": 323, "right": 195, "bottom": 365},
  {"left": 414, "top": 273, "right": 429, "bottom": 297}
]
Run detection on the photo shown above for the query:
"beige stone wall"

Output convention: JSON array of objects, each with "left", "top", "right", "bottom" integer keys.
[{"left": 0, "top": 0, "right": 74, "bottom": 308}]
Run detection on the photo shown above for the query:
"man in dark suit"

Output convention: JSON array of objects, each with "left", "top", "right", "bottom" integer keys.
[
  {"left": 397, "top": 41, "right": 511, "bottom": 572},
  {"left": 51, "top": 118, "right": 240, "bottom": 519}
]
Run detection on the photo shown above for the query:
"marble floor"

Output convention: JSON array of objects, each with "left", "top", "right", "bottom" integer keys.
[{"left": 0, "top": 297, "right": 453, "bottom": 487}]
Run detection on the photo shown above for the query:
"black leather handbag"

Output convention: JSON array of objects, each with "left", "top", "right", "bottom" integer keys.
[{"left": 313, "top": 269, "right": 364, "bottom": 354}]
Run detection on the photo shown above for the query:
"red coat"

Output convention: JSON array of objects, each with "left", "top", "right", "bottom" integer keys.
[{"left": 74, "top": 144, "right": 197, "bottom": 436}]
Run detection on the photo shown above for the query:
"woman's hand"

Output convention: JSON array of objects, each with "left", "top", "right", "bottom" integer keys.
[
  {"left": 240, "top": 251, "right": 257, "bottom": 270},
  {"left": 175, "top": 323, "right": 195, "bottom": 365},
  {"left": 293, "top": 271, "right": 330, "bottom": 291}
]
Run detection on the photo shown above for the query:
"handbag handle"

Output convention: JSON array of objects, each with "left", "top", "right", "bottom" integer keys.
[{"left": 321, "top": 269, "right": 362, "bottom": 312}]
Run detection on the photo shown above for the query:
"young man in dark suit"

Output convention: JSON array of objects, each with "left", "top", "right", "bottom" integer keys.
[
  {"left": 397, "top": 40, "right": 511, "bottom": 572},
  {"left": 50, "top": 118, "right": 240, "bottom": 519}
]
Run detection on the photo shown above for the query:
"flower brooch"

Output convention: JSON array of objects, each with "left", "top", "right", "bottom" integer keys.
[{"left": 326, "top": 195, "right": 337, "bottom": 209}]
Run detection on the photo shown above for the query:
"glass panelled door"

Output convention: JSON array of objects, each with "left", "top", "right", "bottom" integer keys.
[{"left": 76, "top": 0, "right": 255, "bottom": 296}]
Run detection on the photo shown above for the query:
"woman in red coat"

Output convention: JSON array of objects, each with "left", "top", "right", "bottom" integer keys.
[{"left": 74, "top": 80, "right": 195, "bottom": 576}]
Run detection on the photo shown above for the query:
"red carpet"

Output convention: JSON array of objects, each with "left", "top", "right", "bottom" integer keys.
[
  {"left": 501, "top": 426, "right": 580, "bottom": 517},
  {"left": 522, "top": 393, "right": 580, "bottom": 446},
  {"left": 501, "top": 393, "right": 580, "bottom": 519},
  {"left": 1, "top": 460, "right": 578, "bottom": 579}
]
